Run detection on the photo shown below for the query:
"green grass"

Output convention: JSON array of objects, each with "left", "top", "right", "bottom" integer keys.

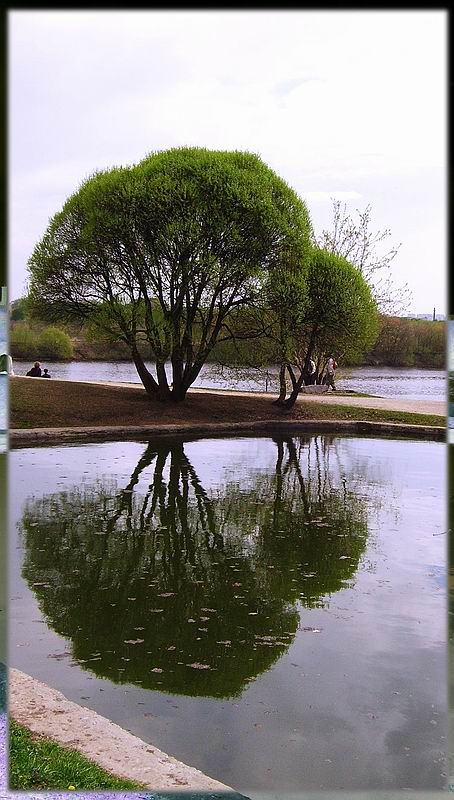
[
  {"left": 9, "top": 719, "right": 145, "bottom": 791},
  {"left": 308, "top": 403, "right": 444, "bottom": 428}
]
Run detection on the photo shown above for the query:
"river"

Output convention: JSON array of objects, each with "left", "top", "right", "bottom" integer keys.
[{"left": 13, "top": 361, "right": 446, "bottom": 402}]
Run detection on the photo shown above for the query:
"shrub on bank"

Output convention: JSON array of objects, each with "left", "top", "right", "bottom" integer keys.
[
  {"left": 10, "top": 322, "right": 73, "bottom": 360},
  {"left": 9, "top": 323, "right": 39, "bottom": 359},
  {"left": 38, "top": 327, "right": 73, "bottom": 360}
]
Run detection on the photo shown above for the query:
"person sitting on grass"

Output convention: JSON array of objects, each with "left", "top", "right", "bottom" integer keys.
[
  {"left": 26, "top": 361, "right": 42, "bottom": 377},
  {"left": 42, "top": 368, "right": 51, "bottom": 378}
]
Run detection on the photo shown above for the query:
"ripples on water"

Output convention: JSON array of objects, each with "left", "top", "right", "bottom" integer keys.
[{"left": 10, "top": 434, "right": 446, "bottom": 792}]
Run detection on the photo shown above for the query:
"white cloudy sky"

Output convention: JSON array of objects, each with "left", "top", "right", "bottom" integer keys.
[{"left": 8, "top": 9, "right": 447, "bottom": 313}]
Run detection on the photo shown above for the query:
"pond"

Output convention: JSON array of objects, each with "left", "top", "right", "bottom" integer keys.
[
  {"left": 9, "top": 434, "right": 446, "bottom": 793},
  {"left": 13, "top": 360, "right": 446, "bottom": 401}
]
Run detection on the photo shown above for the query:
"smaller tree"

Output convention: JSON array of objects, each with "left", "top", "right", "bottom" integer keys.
[{"left": 274, "top": 249, "right": 379, "bottom": 408}]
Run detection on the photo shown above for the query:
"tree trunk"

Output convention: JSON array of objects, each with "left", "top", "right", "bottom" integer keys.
[
  {"left": 171, "top": 349, "right": 186, "bottom": 401},
  {"left": 283, "top": 370, "right": 306, "bottom": 410},
  {"left": 272, "top": 364, "right": 287, "bottom": 405},
  {"left": 131, "top": 347, "right": 160, "bottom": 398},
  {"left": 155, "top": 361, "right": 172, "bottom": 401},
  {"left": 287, "top": 364, "right": 298, "bottom": 391}
]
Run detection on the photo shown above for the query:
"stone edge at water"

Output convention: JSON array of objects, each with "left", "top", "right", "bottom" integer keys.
[
  {"left": 8, "top": 669, "right": 236, "bottom": 794},
  {"left": 9, "top": 419, "right": 445, "bottom": 448}
]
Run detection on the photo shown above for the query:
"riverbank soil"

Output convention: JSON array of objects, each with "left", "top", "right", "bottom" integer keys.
[{"left": 10, "top": 377, "right": 444, "bottom": 430}]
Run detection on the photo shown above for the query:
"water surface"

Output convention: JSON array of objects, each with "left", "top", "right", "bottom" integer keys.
[{"left": 10, "top": 435, "right": 446, "bottom": 792}]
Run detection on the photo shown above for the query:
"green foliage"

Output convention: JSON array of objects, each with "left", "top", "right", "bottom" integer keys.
[
  {"left": 303, "top": 248, "right": 379, "bottom": 364},
  {"left": 10, "top": 322, "right": 73, "bottom": 360},
  {"left": 369, "top": 317, "right": 445, "bottom": 368},
  {"left": 9, "top": 720, "right": 144, "bottom": 790},
  {"left": 9, "top": 323, "right": 39, "bottom": 359},
  {"left": 10, "top": 297, "right": 30, "bottom": 321},
  {"left": 37, "top": 327, "right": 73, "bottom": 360},
  {"left": 266, "top": 263, "right": 308, "bottom": 362},
  {"left": 27, "top": 147, "right": 312, "bottom": 400}
]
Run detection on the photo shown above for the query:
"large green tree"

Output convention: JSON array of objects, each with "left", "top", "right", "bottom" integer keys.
[{"left": 27, "top": 147, "right": 312, "bottom": 401}]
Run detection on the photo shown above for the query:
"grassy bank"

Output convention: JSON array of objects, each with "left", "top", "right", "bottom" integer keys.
[
  {"left": 10, "top": 377, "right": 444, "bottom": 430},
  {"left": 9, "top": 719, "right": 144, "bottom": 791}
]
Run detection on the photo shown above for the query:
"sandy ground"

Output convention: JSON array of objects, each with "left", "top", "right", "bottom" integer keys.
[{"left": 9, "top": 669, "right": 232, "bottom": 793}]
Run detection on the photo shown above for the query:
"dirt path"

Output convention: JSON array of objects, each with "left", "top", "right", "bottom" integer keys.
[{"left": 51, "top": 377, "right": 445, "bottom": 418}]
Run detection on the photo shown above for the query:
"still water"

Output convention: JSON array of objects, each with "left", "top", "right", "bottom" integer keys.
[
  {"left": 10, "top": 434, "right": 446, "bottom": 793},
  {"left": 13, "top": 360, "right": 446, "bottom": 401}
]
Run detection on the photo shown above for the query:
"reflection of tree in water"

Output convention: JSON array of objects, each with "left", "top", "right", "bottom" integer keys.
[{"left": 20, "top": 436, "right": 370, "bottom": 699}]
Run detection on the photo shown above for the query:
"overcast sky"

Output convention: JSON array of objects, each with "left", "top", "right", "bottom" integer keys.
[{"left": 8, "top": 10, "right": 447, "bottom": 313}]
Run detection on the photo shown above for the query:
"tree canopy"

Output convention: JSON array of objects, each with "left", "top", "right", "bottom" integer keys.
[{"left": 28, "top": 147, "right": 312, "bottom": 401}]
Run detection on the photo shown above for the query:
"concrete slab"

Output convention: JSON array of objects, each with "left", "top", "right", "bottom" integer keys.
[{"left": 9, "top": 669, "right": 233, "bottom": 793}]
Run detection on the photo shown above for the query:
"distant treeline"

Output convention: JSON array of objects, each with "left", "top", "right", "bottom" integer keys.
[
  {"left": 362, "top": 316, "right": 445, "bottom": 368},
  {"left": 10, "top": 301, "right": 445, "bottom": 369}
]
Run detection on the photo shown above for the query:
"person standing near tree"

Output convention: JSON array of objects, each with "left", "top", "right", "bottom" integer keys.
[
  {"left": 309, "top": 358, "right": 317, "bottom": 385},
  {"left": 324, "top": 355, "right": 337, "bottom": 390}
]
